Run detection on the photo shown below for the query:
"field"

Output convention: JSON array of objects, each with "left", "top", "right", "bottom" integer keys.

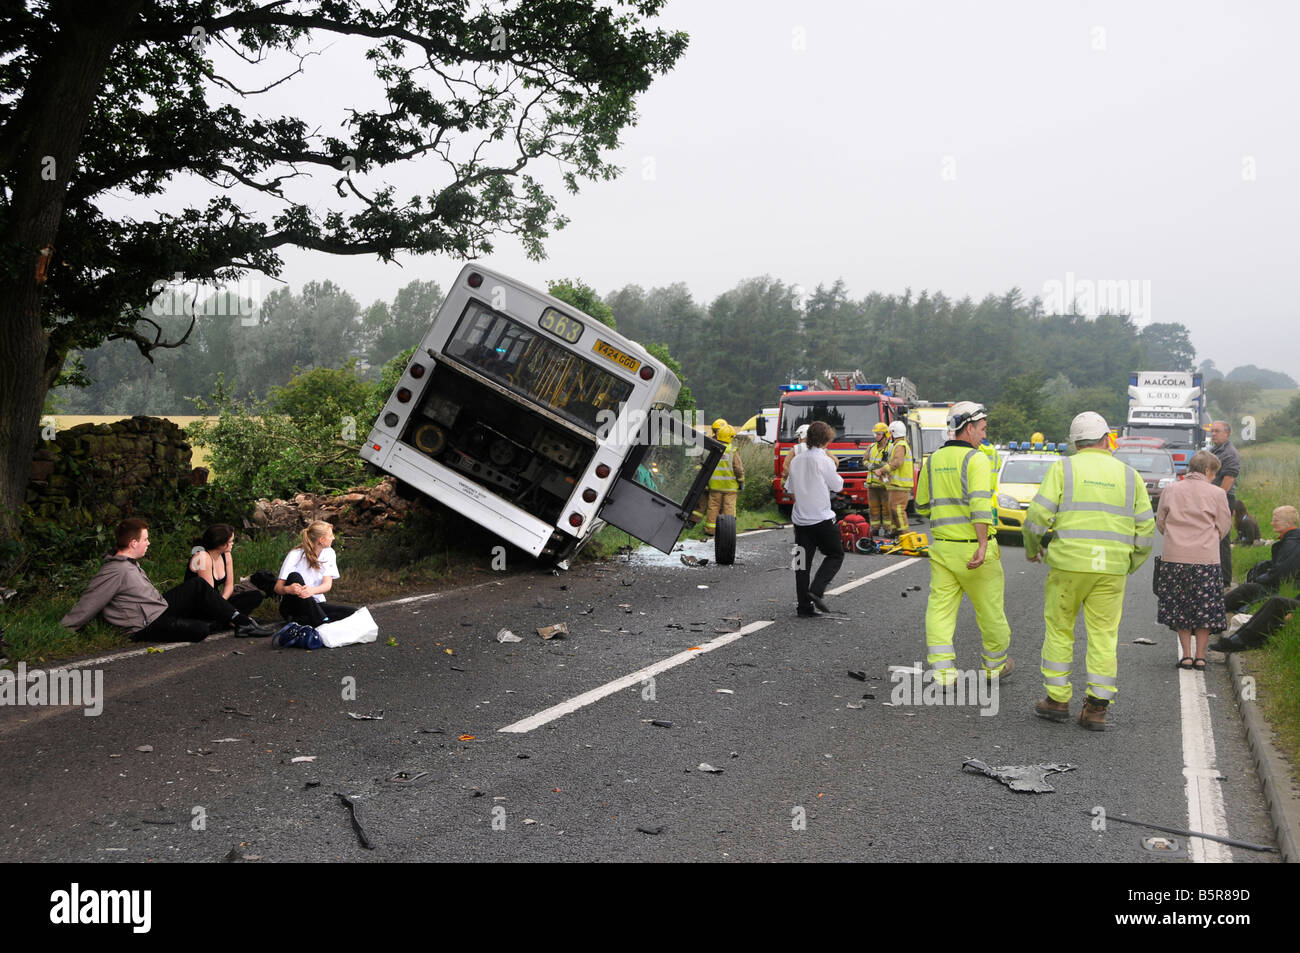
[{"left": 1235, "top": 440, "right": 1300, "bottom": 525}]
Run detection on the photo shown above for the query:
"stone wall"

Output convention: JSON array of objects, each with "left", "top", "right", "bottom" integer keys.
[
  {"left": 248, "top": 478, "right": 412, "bottom": 535},
  {"left": 26, "top": 416, "right": 194, "bottom": 530}
]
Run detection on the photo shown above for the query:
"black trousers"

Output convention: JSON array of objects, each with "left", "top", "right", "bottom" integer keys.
[
  {"left": 1225, "top": 581, "right": 1271, "bottom": 613},
  {"left": 133, "top": 576, "right": 242, "bottom": 643},
  {"left": 1237, "top": 596, "right": 1300, "bottom": 647},
  {"left": 794, "top": 519, "right": 844, "bottom": 608},
  {"left": 1220, "top": 493, "right": 1235, "bottom": 585},
  {"left": 279, "top": 572, "right": 357, "bottom": 626}
]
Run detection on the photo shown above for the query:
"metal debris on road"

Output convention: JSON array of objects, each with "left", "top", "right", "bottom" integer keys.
[
  {"left": 140, "top": 818, "right": 176, "bottom": 825},
  {"left": 1132, "top": 637, "right": 1157, "bottom": 645},
  {"left": 290, "top": 756, "right": 317, "bottom": 763},
  {"left": 847, "top": 670, "right": 867, "bottom": 681},
  {"left": 715, "top": 688, "right": 735, "bottom": 694},
  {"left": 698, "top": 763, "right": 723, "bottom": 774},
  {"left": 680, "top": 555, "right": 710, "bottom": 567},
  {"left": 304, "top": 780, "right": 321, "bottom": 789},
  {"left": 537, "top": 622, "right": 569, "bottom": 640},
  {"left": 962, "top": 758, "right": 1077, "bottom": 793},
  {"left": 523, "top": 818, "right": 537, "bottom": 825},
  {"left": 696, "top": 585, "right": 709, "bottom": 589},
  {"left": 1092, "top": 811, "right": 1279, "bottom": 853},
  {"left": 846, "top": 702, "right": 863, "bottom": 709},
  {"left": 417, "top": 727, "right": 445, "bottom": 734},
  {"left": 135, "top": 745, "right": 153, "bottom": 753},
  {"left": 347, "top": 710, "right": 385, "bottom": 720},
  {"left": 335, "top": 792, "right": 375, "bottom": 850},
  {"left": 496, "top": 629, "right": 522, "bottom": 643},
  {"left": 637, "top": 825, "right": 663, "bottom": 835},
  {"left": 210, "top": 738, "right": 243, "bottom": 743},
  {"left": 647, "top": 719, "right": 674, "bottom": 728},
  {"left": 384, "top": 770, "right": 428, "bottom": 784},
  {"left": 221, "top": 707, "right": 252, "bottom": 717}
]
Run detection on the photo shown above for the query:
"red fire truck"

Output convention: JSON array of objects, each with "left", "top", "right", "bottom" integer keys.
[{"left": 759, "top": 372, "right": 921, "bottom": 517}]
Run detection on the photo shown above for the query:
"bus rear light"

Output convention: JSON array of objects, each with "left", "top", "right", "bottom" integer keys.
[
  {"left": 568, "top": 512, "right": 584, "bottom": 528},
  {"left": 396, "top": 388, "right": 412, "bottom": 403},
  {"left": 639, "top": 366, "right": 654, "bottom": 380},
  {"left": 595, "top": 464, "right": 611, "bottom": 478},
  {"left": 409, "top": 363, "right": 425, "bottom": 379},
  {"left": 383, "top": 412, "right": 399, "bottom": 428},
  {"left": 582, "top": 488, "right": 597, "bottom": 503},
  {"left": 468, "top": 272, "right": 483, "bottom": 288},
  {"left": 372, "top": 443, "right": 382, "bottom": 451}
]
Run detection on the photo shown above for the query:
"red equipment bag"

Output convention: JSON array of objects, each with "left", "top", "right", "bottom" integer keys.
[{"left": 838, "top": 514, "right": 870, "bottom": 553}]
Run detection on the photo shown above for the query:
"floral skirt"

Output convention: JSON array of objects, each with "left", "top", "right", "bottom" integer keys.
[{"left": 1156, "top": 560, "right": 1226, "bottom": 633}]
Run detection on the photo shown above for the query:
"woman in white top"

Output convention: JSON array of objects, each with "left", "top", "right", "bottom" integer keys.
[{"left": 275, "top": 521, "right": 357, "bottom": 626}]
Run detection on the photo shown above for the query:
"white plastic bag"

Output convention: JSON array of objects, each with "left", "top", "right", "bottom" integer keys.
[{"left": 316, "top": 607, "right": 379, "bottom": 648}]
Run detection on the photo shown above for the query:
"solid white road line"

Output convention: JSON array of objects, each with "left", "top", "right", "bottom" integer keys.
[
  {"left": 1177, "top": 649, "right": 1230, "bottom": 862},
  {"left": 826, "top": 557, "right": 921, "bottom": 595},
  {"left": 498, "top": 620, "right": 775, "bottom": 733}
]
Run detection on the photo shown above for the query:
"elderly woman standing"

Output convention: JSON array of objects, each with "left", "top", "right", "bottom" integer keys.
[{"left": 1155, "top": 451, "right": 1233, "bottom": 669}]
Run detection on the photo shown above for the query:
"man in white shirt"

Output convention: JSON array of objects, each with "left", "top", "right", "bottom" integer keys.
[{"left": 786, "top": 421, "right": 845, "bottom": 616}]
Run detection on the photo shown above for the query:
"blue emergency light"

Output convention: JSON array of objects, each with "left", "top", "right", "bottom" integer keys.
[
  {"left": 1008, "top": 441, "right": 1019, "bottom": 450},
  {"left": 780, "top": 384, "right": 806, "bottom": 392},
  {"left": 1045, "top": 442, "right": 1056, "bottom": 452}
]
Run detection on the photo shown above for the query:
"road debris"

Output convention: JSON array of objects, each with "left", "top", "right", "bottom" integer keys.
[
  {"left": 680, "top": 555, "right": 710, "bottom": 567},
  {"left": 417, "top": 728, "right": 446, "bottom": 734},
  {"left": 459, "top": 734, "right": 476, "bottom": 742},
  {"left": 847, "top": 670, "right": 867, "bottom": 681},
  {"left": 496, "top": 629, "right": 522, "bottom": 643},
  {"left": 135, "top": 745, "right": 153, "bottom": 753},
  {"left": 647, "top": 719, "right": 673, "bottom": 728},
  {"left": 210, "top": 738, "right": 243, "bottom": 743},
  {"left": 696, "top": 585, "right": 709, "bottom": 589},
  {"left": 698, "top": 763, "right": 723, "bottom": 774},
  {"left": 290, "top": 756, "right": 317, "bottom": 763},
  {"left": 384, "top": 770, "right": 428, "bottom": 784},
  {"left": 962, "top": 758, "right": 1076, "bottom": 793},
  {"left": 221, "top": 707, "right": 252, "bottom": 717},
  {"left": 715, "top": 689, "right": 735, "bottom": 694},
  {"left": 1087, "top": 811, "right": 1278, "bottom": 853},
  {"left": 537, "top": 622, "right": 569, "bottom": 640},
  {"left": 637, "top": 825, "right": 663, "bottom": 835},
  {"left": 140, "top": 818, "right": 176, "bottom": 825},
  {"left": 347, "top": 710, "right": 385, "bottom": 721},
  {"left": 304, "top": 780, "right": 321, "bottom": 789},
  {"left": 334, "top": 793, "right": 375, "bottom": 850},
  {"left": 523, "top": 818, "right": 537, "bottom": 825},
  {"left": 1132, "top": 637, "right": 1158, "bottom": 645},
  {"left": 846, "top": 702, "right": 863, "bottom": 709}
]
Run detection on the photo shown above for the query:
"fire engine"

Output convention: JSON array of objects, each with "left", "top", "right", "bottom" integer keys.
[{"left": 759, "top": 372, "right": 921, "bottom": 517}]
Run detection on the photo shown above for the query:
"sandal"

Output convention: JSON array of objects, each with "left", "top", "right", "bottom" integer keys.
[
  {"left": 1177, "top": 657, "right": 1194, "bottom": 670},
  {"left": 1193, "top": 658, "right": 1207, "bottom": 670}
]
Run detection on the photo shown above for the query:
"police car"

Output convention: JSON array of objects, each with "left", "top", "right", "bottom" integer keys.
[{"left": 994, "top": 443, "right": 1064, "bottom": 537}]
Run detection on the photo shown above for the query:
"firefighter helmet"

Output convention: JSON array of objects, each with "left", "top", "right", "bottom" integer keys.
[
  {"left": 873, "top": 422, "right": 889, "bottom": 435},
  {"left": 713, "top": 420, "right": 736, "bottom": 443},
  {"left": 888, "top": 420, "right": 907, "bottom": 439}
]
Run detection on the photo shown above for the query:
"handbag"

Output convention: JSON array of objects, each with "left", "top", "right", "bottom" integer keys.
[{"left": 1151, "top": 556, "right": 1162, "bottom": 596}]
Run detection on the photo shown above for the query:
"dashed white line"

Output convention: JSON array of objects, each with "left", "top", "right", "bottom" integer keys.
[
  {"left": 498, "top": 620, "right": 775, "bottom": 733},
  {"left": 827, "top": 557, "right": 921, "bottom": 595}
]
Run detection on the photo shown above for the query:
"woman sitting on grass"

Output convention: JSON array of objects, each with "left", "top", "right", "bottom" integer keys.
[
  {"left": 275, "top": 520, "right": 357, "bottom": 627},
  {"left": 186, "top": 524, "right": 264, "bottom": 620}
]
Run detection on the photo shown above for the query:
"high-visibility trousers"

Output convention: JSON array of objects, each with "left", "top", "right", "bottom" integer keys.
[
  {"left": 1039, "top": 568, "right": 1125, "bottom": 704},
  {"left": 925, "top": 538, "right": 1012, "bottom": 683},
  {"left": 704, "top": 491, "right": 737, "bottom": 536},
  {"left": 867, "top": 485, "right": 890, "bottom": 528},
  {"left": 887, "top": 489, "right": 910, "bottom": 532}
]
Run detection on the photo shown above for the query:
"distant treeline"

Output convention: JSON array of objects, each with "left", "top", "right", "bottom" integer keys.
[{"left": 54, "top": 274, "right": 1294, "bottom": 445}]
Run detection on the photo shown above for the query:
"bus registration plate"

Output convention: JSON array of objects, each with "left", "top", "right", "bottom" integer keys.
[{"left": 592, "top": 339, "right": 641, "bottom": 373}]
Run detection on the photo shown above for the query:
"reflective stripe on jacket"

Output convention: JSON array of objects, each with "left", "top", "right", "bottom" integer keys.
[
  {"left": 915, "top": 443, "right": 993, "bottom": 540},
  {"left": 867, "top": 438, "right": 892, "bottom": 487},
  {"left": 709, "top": 441, "right": 739, "bottom": 491},
  {"left": 884, "top": 439, "right": 913, "bottom": 490},
  {"left": 1022, "top": 449, "right": 1155, "bottom": 575}
]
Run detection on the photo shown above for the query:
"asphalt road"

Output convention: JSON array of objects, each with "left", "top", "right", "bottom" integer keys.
[{"left": 0, "top": 526, "right": 1280, "bottom": 863}]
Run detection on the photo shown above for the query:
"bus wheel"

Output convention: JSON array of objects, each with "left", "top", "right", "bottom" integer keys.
[
  {"left": 777, "top": 503, "right": 793, "bottom": 521},
  {"left": 715, "top": 514, "right": 737, "bottom": 565}
]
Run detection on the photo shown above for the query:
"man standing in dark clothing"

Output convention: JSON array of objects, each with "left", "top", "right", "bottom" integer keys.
[
  {"left": 1209, "top": 420, "right": 1241, "bottom": 584},
  {"left": 786, "top": 421, "right": 845, "bottom": 617}
]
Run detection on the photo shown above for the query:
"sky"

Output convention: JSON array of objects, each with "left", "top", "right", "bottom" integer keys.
[{"left": 131, "top": 0, "right": 1300, "bottom": 381}]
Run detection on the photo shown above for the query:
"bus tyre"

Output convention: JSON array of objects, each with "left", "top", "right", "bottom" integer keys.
[{"left": 714, "top": 514, "right": 737, "bottom": 565}]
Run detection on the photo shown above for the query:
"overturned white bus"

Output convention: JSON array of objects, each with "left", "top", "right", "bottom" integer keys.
[{"left": 362, "top": 266, "right": 724, "bottom": 565}]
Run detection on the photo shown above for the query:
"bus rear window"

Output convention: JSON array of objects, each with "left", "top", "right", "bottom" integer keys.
[{"left": 445, "top": 300, "right": 634, "bottom": 433}]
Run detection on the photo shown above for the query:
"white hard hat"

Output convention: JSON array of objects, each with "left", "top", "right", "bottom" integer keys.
[
  {"left": 888, "top": 420, "right": 906, "bottom": 438},
  {"left": 1069, "top": 411, "right": 1110, "bottom": 444},
  {"left": 947, "top": 401, "right": 988, "bottom": 432},
  {"left": 795, "top": 424, "right": 810, "bottom": 440}
]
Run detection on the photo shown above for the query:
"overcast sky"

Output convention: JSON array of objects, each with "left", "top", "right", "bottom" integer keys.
[{"left": 157, "top": 0, "right": 1300, "bottom": 380}]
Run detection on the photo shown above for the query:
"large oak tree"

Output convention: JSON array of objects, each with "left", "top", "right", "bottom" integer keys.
[{"left": 0, "top": 0, "right": 686, "bottom": 553}]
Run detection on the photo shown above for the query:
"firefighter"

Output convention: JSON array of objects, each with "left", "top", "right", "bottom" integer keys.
[
  {"left": 980, "top": 438, "right": 1002, "bottom": 526},
  {"left": 882, "top": 419, "right": 913, "bottom": 536},
  {"left": 866, "top": 422, "right": 892, "bottom": 533},
  {"left": 1031, "top": 431, "right": 1045, "bottom": 451},
  {"left": 701, "top": 418, "right": 744, "bottom": 538},
  {"left": 1023, "top": 412, "right": 1155, "bottom": 731},
  {"left": 915, "top": 401, "right": 1014, "bottom": 686}
]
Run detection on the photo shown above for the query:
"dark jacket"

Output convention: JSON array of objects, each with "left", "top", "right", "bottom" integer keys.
[{"left": 1245, "top": 528, "right": 1300, "bottom": 590}]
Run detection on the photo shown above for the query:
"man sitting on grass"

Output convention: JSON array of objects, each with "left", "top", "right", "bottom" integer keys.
[
  {"left": 61, "top": 518, "right": 277, "bottom": 642},
  {"left": 1211, "top": 505, "right": 1300, "bottom": 653}
]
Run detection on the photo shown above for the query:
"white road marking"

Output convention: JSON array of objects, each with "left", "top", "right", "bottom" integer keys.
[
  {"left": 498, "top": 620, "right": 774, "bottom": 733},
  {"left": 1177, "top": 649, "right": 1230, "bottom": 862},
  {"left": 827, "top": 557, "right": 921, "bottom": 595}
]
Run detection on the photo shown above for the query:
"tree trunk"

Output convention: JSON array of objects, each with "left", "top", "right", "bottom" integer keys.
[{"left": 0, "top": 1, "right": 143, "bottom": 558}]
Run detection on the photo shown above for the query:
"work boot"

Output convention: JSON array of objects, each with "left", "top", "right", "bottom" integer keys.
[
  {"left": 986, "top": 657, "right": 1014, "bottom": 683},
  {"left": 1034, "top": 696, "right": 1070, "bottom": 722},
  {"left": 1078, "top": 696, "right": 1109, "bottom": 731}
]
